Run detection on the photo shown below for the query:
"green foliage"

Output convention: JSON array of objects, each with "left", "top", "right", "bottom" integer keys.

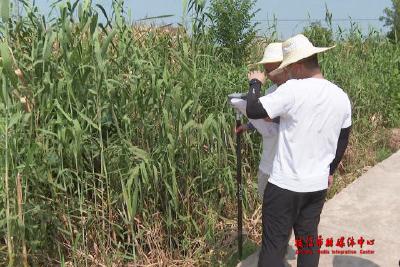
[
  {"left": 0, "top": 0, "right": 10, "bottom": 23},
  {"left": 303, "top": 22, "right": 334, "bottom": 47},
  {"left": 0, "top": 1, "right": 255, "bottom": 265},
  {"left": 380, "top": 0, "right": 400, "bottom": 41},
  {"left": 376, "top": 146, "right": 392, "bottom": 162},
  {"left": 303, "top": 5, "right": 334, "bottom": 47},
  {"left": 322, "top": 33, "right": 400, "bottom": 128},
  {"left": 208, "top": 0, "right": 259, "bottom": 65},
  {"left": 186, "top": 0, "right": 208, "bottom": 38}
]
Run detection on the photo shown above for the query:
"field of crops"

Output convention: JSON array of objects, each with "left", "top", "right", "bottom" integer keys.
[{"left": 1, "top": 1, "right": 399, "bottom": 266}]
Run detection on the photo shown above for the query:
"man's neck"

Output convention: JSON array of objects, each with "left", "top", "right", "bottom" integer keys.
[{"left": 303, "top": 68, "right": 324, "bottom": 79}]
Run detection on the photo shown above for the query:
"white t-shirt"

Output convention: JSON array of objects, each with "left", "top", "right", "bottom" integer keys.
[
  {"left": 230, "top": 85, "right": 279, "bottom": 175},
  {"left": 259, "top": 78, "right": 352, "bottom": 192}
]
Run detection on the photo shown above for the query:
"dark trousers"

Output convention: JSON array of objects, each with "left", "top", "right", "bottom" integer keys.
[{"left": 258, "top": 183, "right": 327, "bottom": 267}]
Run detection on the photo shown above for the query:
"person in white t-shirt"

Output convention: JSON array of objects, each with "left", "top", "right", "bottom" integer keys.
[
  {"left": 246, "top": 34, "right": 352, "bottom": 267},
  {"left": 230, "top": 43, "right": 288, "bottom": 199}
]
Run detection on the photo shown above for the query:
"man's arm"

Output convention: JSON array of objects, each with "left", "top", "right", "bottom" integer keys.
[
  {"left": 246, "top": 71, "right": 294, "bottom": 120},
  {"left": 246, "top": 79, "right": 271, "bottom": 120},
  {"left": 330, "top": 126, "right": 351, "bottom": 175}
]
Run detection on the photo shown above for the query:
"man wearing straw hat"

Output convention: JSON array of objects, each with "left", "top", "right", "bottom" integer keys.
[
  {"left": 230, "top": 42, "right": 288, "bottom": 199},
  {"left": 246, "top": 34, "right": 352, "bottom": 267}
]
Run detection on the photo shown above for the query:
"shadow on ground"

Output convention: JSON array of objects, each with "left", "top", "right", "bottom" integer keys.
[
  {"left": 332, "top": 255, "right": 380, "bottom": 267},
  {"left": 225, "top": 239, "right": 259, "bottom": 267},
  {"left": 234, "top": 244, "right": 297, "bottom": 267},
  {"left": 233, "top": 246, "right": 384, "bottom": 267}
]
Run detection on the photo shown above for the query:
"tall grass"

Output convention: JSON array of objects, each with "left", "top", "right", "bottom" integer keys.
[{"left": 0, "top": 1, "right": 399, "bottom": 266}]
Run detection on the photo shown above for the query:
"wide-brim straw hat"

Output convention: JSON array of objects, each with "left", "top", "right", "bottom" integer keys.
[
  {"left": 270, "top": 34, "right": 335, "bottom": 75},
  {"left": 255, "top": 42, "right": 283, "bottom": 64}
]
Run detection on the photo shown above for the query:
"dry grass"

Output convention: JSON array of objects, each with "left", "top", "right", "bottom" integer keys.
[{"left": 389, "top": 128, "right": 400, "bottom": 151}]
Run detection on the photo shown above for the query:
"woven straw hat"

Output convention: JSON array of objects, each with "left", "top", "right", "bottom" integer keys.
[
  {"left": 270, "top": 34, "right": 335, "bottom": 75},
  {"left": 256, "top": 42, "right": 283, "bottom": 64}
]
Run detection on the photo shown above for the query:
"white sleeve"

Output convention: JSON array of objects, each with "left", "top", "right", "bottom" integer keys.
[
  {"left": 229, "top": 98, "right": 247, "bottom": 115},
  {"left": 230, "top": 98, "right": 278, "bottom": 137},
  {"left": 248, "top": 118, "right": 279, "bottom": 137},
  {"left": 259, "top": 82, "right": 295, "bottom": 119},
  {"left": 342, "top": 97, "right": 352, "bottom": 128}
]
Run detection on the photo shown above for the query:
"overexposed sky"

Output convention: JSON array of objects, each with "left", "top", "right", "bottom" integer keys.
[{"left": 34, "top": 0, "right": 392, "bottom": 38}]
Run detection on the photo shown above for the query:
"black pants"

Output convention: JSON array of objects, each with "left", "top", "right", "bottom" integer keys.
[{"left": 258, "top": 183, "right": 327, "bottom": 267}]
